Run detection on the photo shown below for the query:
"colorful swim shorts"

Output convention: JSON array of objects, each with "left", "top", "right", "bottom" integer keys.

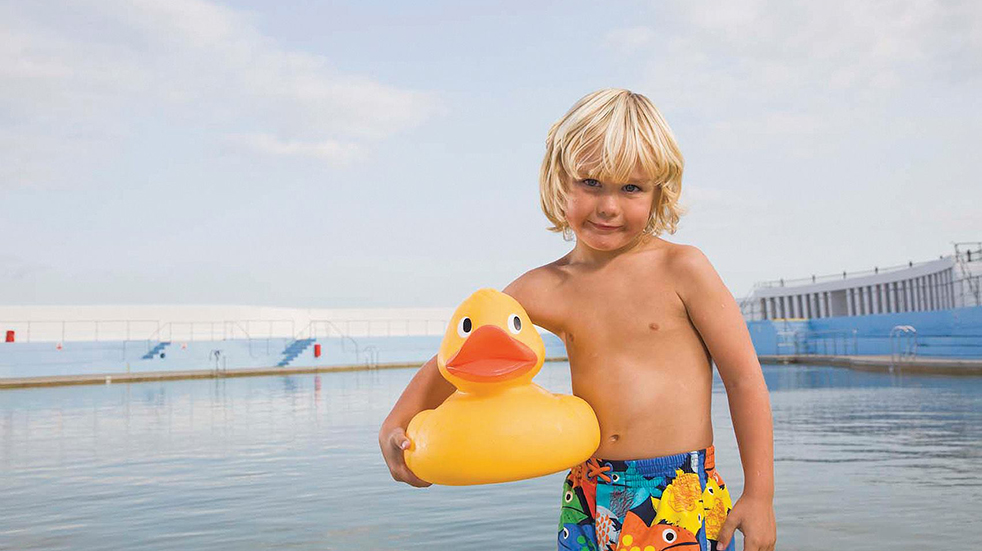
[{"left": 557, "top": 446, "right": 734, "bottom": 551}]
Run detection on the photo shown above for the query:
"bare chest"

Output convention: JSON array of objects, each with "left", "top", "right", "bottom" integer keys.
[{"left": 554, "top": 264, "right": 691, "bottom": 352}]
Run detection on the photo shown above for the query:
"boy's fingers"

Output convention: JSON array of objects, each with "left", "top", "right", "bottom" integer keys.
[
  {"left": 381, "top": 428, "right": 428, "bottom": 487},
  {"left": 390, "top": 428, "right": 412, "bottom": 450},
  {"left": 390, "top": 436, "right": 408, "bottom": 451},
  {"left": 715, "top": 512, "right": 739, "bottom": 550},
  {"left": 401, "top": 467, "right": 431, "bottom": 487}
]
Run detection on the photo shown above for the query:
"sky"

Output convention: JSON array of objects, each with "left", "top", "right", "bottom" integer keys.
[{"left": 1, "top": 0, "right": 980, "bottom": 308}]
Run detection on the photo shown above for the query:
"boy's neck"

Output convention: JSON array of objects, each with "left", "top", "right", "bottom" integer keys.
[{"left": 567, "top": 232, "right": 656, "bottom": 269}]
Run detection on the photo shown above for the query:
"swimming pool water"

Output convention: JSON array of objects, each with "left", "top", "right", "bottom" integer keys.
[{"left": 1, "top": 364, "right": 980, "bottom": 549}]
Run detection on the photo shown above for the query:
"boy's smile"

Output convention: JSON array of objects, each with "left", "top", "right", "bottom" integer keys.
[{"left": 587, "top": 220, "right": 621, "bottom": 232}]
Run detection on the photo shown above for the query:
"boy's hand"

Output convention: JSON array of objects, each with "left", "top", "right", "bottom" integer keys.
[
  {"left": 378, "top": 426, "right": 432, "bottom": 488},
  {"left": 716, "top": 495, "right": 776, "bottom": 551}
]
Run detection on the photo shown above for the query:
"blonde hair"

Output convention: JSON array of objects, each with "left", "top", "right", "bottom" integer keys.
[{"left": 539, "top": 88, "right": 684, "bottom": 239}]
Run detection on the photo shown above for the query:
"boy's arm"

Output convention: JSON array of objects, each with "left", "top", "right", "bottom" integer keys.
[
  {"left": 380, "top": 353, "right": 456, "bottom": 431},
  {"left": 674, "top": 246, "right": 776, "bottom": 551},
  {"left": 378, "top": 354, "right": 456, "bottom": 487}
]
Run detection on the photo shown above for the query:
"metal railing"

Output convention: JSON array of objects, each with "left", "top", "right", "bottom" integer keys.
[
  {"left": 889, "top": 325, "right": 918, "bottom": 368},
  {"left": 324, "top": 318, "right": 449, "bottom": 337},
  {"left": 144, "top": 320, "right": 295, "bottom": 343},
  {"left": 754, "top": 258, "right": 947, "bottom": 289},
  {"left": 807, "top": 330, "right": 859, "bottom": 356},
  {"left": 775, "top": 330, "right": 801, "bottom": 355},
  {"left": 295, "top": 320, "right": 366, "bottom": 366},
  {"left": 0, "top": 320, "right": 162, "bottom": 343},
  {"left": 143, "top": 320, "right": 293, "bottom": 358},
  {"left": 362, "top": 345, "right": 380, "bottom": 369},
  {"left": 954, "top": 242, "right": 982, "bottom": 306},
  {"left": 210, "top": 349, "right": 228, "bottom": 373},
  {"left": 775, "top": 328, "right": 859, "bottom": 356}
]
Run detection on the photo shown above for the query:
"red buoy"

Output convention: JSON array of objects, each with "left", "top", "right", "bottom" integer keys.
[
  {"left": 314, "top": 343, "right": 322, "bottom": 358},
  {"left": 4, "top": 330, "right": 13, "bottom": 343}
]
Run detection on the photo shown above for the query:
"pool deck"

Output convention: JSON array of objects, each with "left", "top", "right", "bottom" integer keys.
[
  {"left": 758, "top": 354, "right": 982, "bottom": 375},
  {"left": 2, "top": 354, "right": 981, "bottom": 389}
]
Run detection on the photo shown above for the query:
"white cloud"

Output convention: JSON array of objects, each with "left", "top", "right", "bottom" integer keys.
[
  {"left": 225, "top": 133, "right": 364, "bottom": 164},
  {"left": 0, "top": 0, "right": 439, "bottom": 187},
  {"left": 617, "top": 0, "right": 982, "bottom": 114}
]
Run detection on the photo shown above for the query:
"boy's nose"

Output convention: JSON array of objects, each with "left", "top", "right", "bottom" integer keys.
[{"left": 597, "top": 197, "right": 619, "bottom": 217}]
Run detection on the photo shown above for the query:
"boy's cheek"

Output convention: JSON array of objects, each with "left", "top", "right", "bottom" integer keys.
[{"left": 564, "top": 199, "right": 589, "bottom": 223}]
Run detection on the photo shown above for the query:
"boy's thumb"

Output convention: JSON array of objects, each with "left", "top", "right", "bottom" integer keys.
[
  {"left": 715, "top": 513, "right": 738, "bottom": 550},
  {"left": 400, "top": 439, "right": 410, "bottom": 450}
]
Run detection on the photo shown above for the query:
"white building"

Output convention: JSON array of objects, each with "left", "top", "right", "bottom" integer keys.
[{"left": 742, "top": 246, "right": 982, "bottom": 321}]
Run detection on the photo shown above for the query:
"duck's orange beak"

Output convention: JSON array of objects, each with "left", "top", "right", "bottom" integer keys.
[{"left": 446, "top": 325, "right": 537, "bottom": 382}]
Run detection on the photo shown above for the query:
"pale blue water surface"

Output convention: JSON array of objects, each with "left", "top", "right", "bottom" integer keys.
[{"left": 1, "top": 363, "right": 981, "bottom": 550}]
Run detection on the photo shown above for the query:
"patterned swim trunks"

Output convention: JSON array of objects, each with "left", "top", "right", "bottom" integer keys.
[{"left": 557, "top": 446, "right": 734, "bottom": 551}]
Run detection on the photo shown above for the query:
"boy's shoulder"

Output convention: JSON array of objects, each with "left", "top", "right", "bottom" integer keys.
[
  {"left": 659, "top": 241, "right": 712, "bottom": 272},
  {"left": 646, "top": 241, "right": 720, "bottom": 304},
  {"left": 502, "top": 263, "right": 567, "bottom": 336},
  {"left": 659, "top": 241, "right": 718, "bottom": 292},
  {"left": 632, "top": 238, "right": 712, "bottom": 276}
]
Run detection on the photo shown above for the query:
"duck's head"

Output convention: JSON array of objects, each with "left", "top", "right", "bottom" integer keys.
[{"left": 437, "top": 288, "right": 545, "bottom": 394}]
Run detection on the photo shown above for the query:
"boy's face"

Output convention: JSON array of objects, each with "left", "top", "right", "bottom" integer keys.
[{"left": 564, "top": 163, "right": 657, "bottom": 252}]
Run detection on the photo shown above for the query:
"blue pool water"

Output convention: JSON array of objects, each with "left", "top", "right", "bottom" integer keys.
[{"left": 1, "top": 363, "right": 980, "bottom": 550}]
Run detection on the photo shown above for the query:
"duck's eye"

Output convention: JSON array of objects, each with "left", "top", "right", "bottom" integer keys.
[
  {"left": 662, "top": 528, "right": 677, "bottom": 543},
  {"left": 507, "top": 314, "right": 522, "bottom": 334},
  {"left": 457, "top": 317, "right": 472, "bottom": 338},
  {"left": 707, "top": 486, "right": 714, "bottom": 494},
  {"left": 611, "top": 474, "right": 620, "bottom": 483},
  {"left": 564, "top": 490, "right": 573, "bottom": 503},
  {"left": 562, "top": 527, "right": 569, "bottom": 539}
]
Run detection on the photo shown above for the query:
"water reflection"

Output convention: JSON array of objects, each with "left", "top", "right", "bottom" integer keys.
[{"left": 0, "top": 364, "right": 979, "bottom": 550}]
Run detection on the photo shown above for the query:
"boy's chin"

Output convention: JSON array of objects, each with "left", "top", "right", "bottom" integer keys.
[{"left": 580, "top": 234, "right": 637, "bottom": 251}]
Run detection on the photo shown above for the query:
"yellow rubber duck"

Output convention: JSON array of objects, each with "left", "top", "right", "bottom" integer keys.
[{"left": 405, "top": 288, "right": 600, "bottom": 485}]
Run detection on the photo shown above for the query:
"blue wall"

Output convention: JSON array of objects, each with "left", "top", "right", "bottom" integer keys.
[
  {"left": 0, "top": 332, "right": 568, "bottom": 379},
  {"left": 5, "top": 305, "right": 979, "bottom": 378},
  {"left": 748, "top": 306, "right": 982, "bottom": 358}
]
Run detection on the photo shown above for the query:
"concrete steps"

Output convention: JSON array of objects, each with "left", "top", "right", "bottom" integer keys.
[
  {"left": 276, "top": 338, "right": 315, "bottom": 367},
  {"left": 141, "top": 341, "right": 172, "bottom": 360}
]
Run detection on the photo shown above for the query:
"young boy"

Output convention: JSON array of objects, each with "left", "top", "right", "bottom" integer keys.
[{"left": 379, "top": 89, "right": 776, "bottom": 551}]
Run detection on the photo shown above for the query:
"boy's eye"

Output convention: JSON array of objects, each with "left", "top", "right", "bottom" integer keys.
[
  {"left": 623, "top": 184, "right": 641, "bottom": 192},
  {"left": 582, "top": 178, "right": 601, "bottom": 187}
]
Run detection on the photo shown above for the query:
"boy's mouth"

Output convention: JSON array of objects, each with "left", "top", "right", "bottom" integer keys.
[
  {"left": 589, "top": 221, "right": 619, "bottom": 230},
  {"left": 445, "top": 325, "right": 537, "bottom": 382}
]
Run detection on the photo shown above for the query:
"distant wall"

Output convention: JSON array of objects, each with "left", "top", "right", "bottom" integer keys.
[
  {"left": 0, "top": 331, "right": 567, "bottom": 379},
  {"left": 0, "top": 304, "right": 457, "bottom": 342},
  {"left": 748, "top": 305, "right": 982, "bottom": 358}
]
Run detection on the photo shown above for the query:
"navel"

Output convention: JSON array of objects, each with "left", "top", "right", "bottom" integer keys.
[
  {"left": 609, "top": 434, "right": 620, "bottom": 442},
  {"left": 648, "top": 322, "right": 660, "bottom": 331}
]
